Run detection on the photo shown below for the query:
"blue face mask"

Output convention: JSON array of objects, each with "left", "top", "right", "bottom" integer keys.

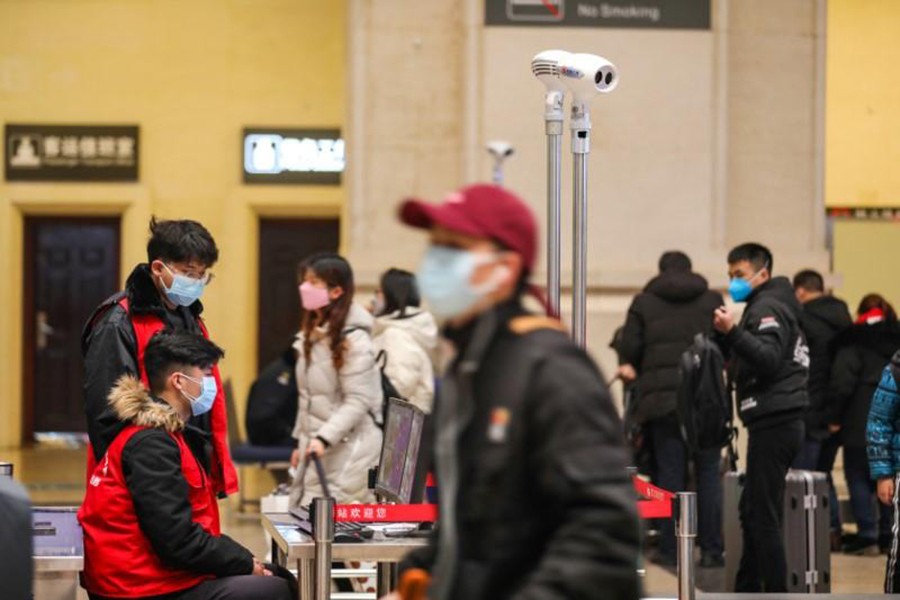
[
  {"left": 416, "top": 246, "right": 506, "bottom": 320},
  {"left": 728, "top": 265, "right": 767, "bottom": 303},
  {"left": 179, "top": 374, "right": 217, "bottom": 417},
  {"left": 162, "top": 264, "right": 207, "bottom": 307},
  {"left": 728, "top": 278, "right": 753, "bottom": 303}
]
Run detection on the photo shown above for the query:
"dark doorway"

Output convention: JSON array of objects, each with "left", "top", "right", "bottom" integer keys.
[
  {"left": 257, "top": 218, "right": 340, "bottom": 371},
  {"left": 23, "top": 217, "right": 121, "bottom": 439}
]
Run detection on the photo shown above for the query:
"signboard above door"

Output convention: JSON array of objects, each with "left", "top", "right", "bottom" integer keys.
[
  {"left": 4, "top": 124, "right": 139, "bottom": 182},
  {"left": 485, "top": 0, "right": 711, "bottom": 30},
  {"left": 243, "top": 128, "right": 344, "bottom": 185}
]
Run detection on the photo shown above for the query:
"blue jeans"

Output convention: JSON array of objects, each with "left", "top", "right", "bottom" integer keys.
[
  {"left": 843, "top": 446, "right": 892, "bottom": 541},
  {"left": 648, "top": 416, "right": 723, "bottom": 559},
  {"left": 792, "top": 439, "right": 821, "bottom": 471},
  {"left": 817, "top": 433, "right": 842, "bottom": 532}
]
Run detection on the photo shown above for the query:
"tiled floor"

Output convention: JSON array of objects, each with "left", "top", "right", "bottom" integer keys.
[{"left": 4, "top": 445, "right": 889, "bottom": 596}]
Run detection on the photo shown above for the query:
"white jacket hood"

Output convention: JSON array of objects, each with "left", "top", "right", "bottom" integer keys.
[{"left": 373, "top": 308, "right": 439, "bottom": 356}]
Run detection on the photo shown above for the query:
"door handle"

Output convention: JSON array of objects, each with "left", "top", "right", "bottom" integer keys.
[{"left": 36, "top": 311, "right": 55, "bottom": 350}]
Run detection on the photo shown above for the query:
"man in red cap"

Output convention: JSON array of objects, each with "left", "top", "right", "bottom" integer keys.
[{"left": 389, "top": 184, "right": 640, "bottom": 600}]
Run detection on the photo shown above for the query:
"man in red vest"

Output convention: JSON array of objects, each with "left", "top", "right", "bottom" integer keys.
[
  {"left": 79, "top": 332, "right": 291, "bottom": 600},
  {"left": 82, "top": 217, "right": 237, "bottom": 496}
]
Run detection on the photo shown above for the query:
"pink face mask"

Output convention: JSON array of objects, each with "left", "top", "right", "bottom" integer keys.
[{"left": 299, "top": 282, "right": 331, "bottom": 310}]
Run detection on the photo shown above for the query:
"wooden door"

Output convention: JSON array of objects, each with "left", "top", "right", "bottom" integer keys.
[
  {"left": 257, "top": 218, "right": 339, "bottom": 371},
  {"left": 23, "top": 217, "right": 120, "bottom": 438}
]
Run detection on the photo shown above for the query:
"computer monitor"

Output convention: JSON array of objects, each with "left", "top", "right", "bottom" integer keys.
[{"left": 375, "top": 398, "right": 426, "bottom": 504}]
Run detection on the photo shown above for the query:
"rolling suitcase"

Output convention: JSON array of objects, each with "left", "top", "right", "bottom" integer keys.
[
  {"left": 783, "top": 469, "right": 831, "bottom": 593},
  {"left": 722, "top": 469, "right": 830, "bottom": 593}
]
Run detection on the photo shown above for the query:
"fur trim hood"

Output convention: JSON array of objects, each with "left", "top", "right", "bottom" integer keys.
[{"left": 108, "top": 375, "right": 185, "bottom": 433}]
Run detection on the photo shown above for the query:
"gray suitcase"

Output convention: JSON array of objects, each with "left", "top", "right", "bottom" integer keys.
[
  {"left": 722, "top": 469, "right": 831, "bottom": 593},
  {"left": 723, "top": 470, "right": 743, "bottom": 592},
  {"left": 784, "top": 469, "right": 831, "bottom": 593}
]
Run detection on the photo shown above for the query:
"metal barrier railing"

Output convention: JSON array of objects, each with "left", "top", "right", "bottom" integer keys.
[{"left": 307, "top": 479, "right": 698, "bottom": 600}]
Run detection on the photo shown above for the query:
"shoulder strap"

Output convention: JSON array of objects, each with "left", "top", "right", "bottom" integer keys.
[{"left": 508, "top": 316, "right": 567, "bottom": 336}]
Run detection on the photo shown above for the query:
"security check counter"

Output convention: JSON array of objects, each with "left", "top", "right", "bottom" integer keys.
[
  {"left": 263, "top": 512, "right": 428, "bottom": 600},
  {"left": 32, "top": 506, "right": 86, "bottom": 600}
]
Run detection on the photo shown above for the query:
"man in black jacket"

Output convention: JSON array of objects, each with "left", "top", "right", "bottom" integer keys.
[
  {"left": 82, "top": 218, "right": 237, "bottom": 497},
  {"left": 714, "top": 243, "right": 809, "bottom": 593},
  {"left": 390, "top": 184, "right": 640, "bottom": 600},
  {"left": 792, "top": 269, "right": 851, "bottom": 470},
  {"left": 793, "top": 269, "right": 851, "bottom": 549},
  {"left": 78, "top": 333, "right": 292, "bottom": 600},
  {"left": 618, "top": 251, "right": 724, "bottom": 567}
]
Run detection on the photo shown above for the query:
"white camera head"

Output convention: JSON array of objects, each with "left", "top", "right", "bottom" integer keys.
[
  {"left": 487, "top": 141, "right": 514, "bottom": 159},
  {"left": 531, "top": 50, "right": 572, "bottom": 93},
  {"left": 532, "top": 50, "right": 572, "bottom": 122},
  {"left": 557, "top": 52, "right": 618, "bottom": 105}
]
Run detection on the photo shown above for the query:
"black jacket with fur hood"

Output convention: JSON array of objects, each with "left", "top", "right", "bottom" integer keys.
[
  {"left": 108, "top": 376, "right": 253, "bottom": 576},
  {"left": 82, "top": 264, "right": 207, "bottom": 462}
]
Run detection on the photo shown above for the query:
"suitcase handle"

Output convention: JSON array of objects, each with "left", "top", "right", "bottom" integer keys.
[{"left": 299, "top": 453, "right": 332, "bottom": 499}]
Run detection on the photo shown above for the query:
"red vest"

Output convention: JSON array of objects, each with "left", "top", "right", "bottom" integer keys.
[
  {"left": 86, "top": 298, "right": 238, "bottom": 496},
  {"left": 78, "top": 424, "right": 221, "bottom": 597}
]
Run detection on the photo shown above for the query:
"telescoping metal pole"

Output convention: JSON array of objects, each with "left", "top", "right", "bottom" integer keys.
[
  {"left": 570, "top": 105, "right": 590, "bottom": 348},
  {"left": 676, "top": 492, "right": 697, "bottom": 600},
  {"left": 556, "top": 53, "right": 618, "bottom": 347},
  {"left": 312, "top": 496, "right": 335, "bottom": 600},
  {"left": 532, "top": 51, "right": 569, "bottom": 319}
]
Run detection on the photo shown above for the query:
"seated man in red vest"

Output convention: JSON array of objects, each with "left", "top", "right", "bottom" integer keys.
[
  {"left": 79, "top": 332, "right": 292, "bottom": 600},
  {"left": 82, "top": 217, "right": 237, "bottom": 497}
]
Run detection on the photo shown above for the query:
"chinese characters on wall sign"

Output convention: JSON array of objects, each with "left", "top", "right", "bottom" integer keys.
[
  {"left": 243, "top": 128, "right": 344, "bottom": 185},
  {"left": 4, "top": 124, "right": 139, "bottom": 182}
]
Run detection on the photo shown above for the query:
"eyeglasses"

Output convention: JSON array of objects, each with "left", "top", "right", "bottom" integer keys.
[{"left": 164, "top": 263, "right": 215, "bottom": 285}]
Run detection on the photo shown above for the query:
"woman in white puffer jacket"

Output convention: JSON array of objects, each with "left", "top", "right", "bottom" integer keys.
[
  {"left": 371, "top": 269, "right": 439, "bottom": 413},
  {"left": 289, "top": 254, "right": 383, "bottom": 508}
]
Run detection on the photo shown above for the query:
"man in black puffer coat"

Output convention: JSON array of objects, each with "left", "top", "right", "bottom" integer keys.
[
  {"left": 714, "top": 243, "right": 809, "bottom": 593},
  {"left": 830, "top": 295, "right": 900, "bottom": 554},
  {"left": 619, "top": 251, "right": 724, "bottom": 567},
  {"left": 793, "top": 269, "right": 851, "bottom": 549},
  {"left": 792, "top": 269, "right": 852, "bottom": 470}
]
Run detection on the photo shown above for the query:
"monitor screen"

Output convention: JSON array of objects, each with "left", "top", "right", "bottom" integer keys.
[{"left": 375, "top": 398, "right": 426, "bottom": 503}]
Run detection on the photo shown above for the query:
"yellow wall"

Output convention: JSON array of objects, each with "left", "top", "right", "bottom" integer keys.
[
  {"left": 826, "top": 0, "right": 900, "bottom": 207},
  {"left": 0, "top": 0, "right": 346, "bottom": 448},
  {"left": 833, "top": 221, "right": 900, "bottom": 315},
  {"left": 827, "top": 1, "right": 900, "bottom": 309}
]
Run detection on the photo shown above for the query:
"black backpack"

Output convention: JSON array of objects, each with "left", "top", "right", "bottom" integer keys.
[
  {"left": 374, "top": 350, "right": 404, "bottom": 428},
  {"left": 245, "top": 348, "right": 299, "bottom": 446},
  {"left": 677, "top": 334, "right": 735, "bottom": 457}
]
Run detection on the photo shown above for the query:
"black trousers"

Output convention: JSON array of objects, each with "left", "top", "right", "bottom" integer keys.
[
  {"left": 89, "top": 573, "right": 293, "bottom": 600},
  {"left": 735, "top": 418, "right": 804, "bottom": 593}
]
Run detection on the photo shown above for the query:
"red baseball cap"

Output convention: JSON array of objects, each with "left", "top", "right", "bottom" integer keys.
[{"left": 399, "top": 184, "right": 538, "bottom": 273}]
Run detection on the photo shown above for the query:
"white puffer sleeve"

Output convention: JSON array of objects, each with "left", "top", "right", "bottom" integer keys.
[{"left": 315, "top": 329, "right": 382, "bottom": 445}]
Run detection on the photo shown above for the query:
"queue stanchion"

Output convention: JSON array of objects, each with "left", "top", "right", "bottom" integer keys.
[
  {"left": 312, "top": 495, "right": 335, "bottom": 600},
  {"left": 675, "top": 492, "right": 697, "bottom": 600}
]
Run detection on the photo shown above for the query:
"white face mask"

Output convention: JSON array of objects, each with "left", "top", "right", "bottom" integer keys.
[{"left": 415, "top": 246, "right": 510, "bottom": 320}]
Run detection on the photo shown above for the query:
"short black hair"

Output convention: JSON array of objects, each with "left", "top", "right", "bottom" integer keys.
[
  {"left": 793, "top": 269, "right": 824, "bottom": 293},
  {"left": 727, "top": 243, "right": 773, "bottom": 273},
  {"left": 658, "top": 251, "right": 692, "bottom": 273},
  {"left": 144, "top": 332, "right": 224, "bottom": 394},
  {"left": 147, "top": 217, "right": 219, "bottom": 267},
  {"left": 379, "top": 269, "right": 421, "bottom": 316}
]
